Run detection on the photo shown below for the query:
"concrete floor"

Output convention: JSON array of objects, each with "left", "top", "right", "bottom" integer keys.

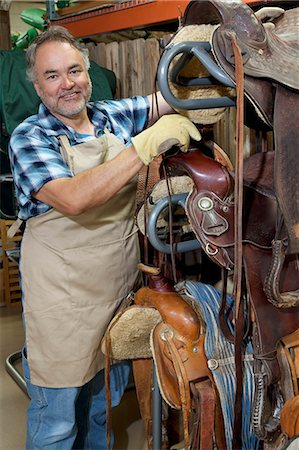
[{"left": 0, "top": 301, "right": 148, "bottom": 450}]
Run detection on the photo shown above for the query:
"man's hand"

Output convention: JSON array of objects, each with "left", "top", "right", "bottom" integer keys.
[{"left": 132, "top": 114, "right": 201, "bottom": 165}]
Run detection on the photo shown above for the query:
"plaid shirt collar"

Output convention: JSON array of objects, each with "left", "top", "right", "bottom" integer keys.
[{"left": 37, "top": 103, "right": 109, "bottom": 143}]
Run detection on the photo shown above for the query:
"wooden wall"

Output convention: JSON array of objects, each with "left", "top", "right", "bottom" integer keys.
[
  {"left": 0, "top": 9, "right": 11, "bottom": 49},
  {"left": 86, "top": 37, "right": 162, "bottom": 98},
  {"left": 86, "top": 38, "right": 273, "bottom": 164}
]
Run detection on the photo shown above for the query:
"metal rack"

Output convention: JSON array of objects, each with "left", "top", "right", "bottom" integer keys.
[
  {"left": 46, "top": 0, "right": 190, "bottom": 38},
  {"left": 45, "top": 0, "right": 274, "bottom": 39}
]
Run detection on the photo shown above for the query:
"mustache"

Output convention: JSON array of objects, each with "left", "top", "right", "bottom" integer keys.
[{"left": 59, "top": 89, "right": 81, "bottom": 97}]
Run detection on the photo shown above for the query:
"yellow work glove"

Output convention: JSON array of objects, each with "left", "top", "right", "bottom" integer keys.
[{"left": 131, "top": 114, "right": 201, "bottom": 165}]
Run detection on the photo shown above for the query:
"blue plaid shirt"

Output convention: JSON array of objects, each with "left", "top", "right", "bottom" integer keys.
[{"left": 9, "top": 96, "right": 150, "bottom": 220}]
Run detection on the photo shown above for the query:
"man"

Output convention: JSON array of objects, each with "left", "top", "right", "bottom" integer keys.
[{"left": 9, "top": 26, "right": 201, "bottom": 449}]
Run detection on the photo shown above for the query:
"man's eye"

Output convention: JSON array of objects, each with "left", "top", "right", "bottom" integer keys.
[{"left": 47, "top": 74, "right": 57, "bottom": 80}]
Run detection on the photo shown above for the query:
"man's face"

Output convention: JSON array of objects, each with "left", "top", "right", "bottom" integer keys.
[{"left": 33, "top": 40, "right": 92, "bottom": 120}]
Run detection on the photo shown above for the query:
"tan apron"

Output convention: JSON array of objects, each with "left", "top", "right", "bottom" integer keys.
[{"left": 21, "top": 130, "right": 140, "bottom": 387}]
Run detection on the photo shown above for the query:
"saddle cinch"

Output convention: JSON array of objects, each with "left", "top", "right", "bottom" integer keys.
[{"left": 157, "top": 0, "right": 299, "bottom": 257}]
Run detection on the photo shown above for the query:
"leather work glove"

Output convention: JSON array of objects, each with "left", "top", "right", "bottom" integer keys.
[{"left": 131, "top": 114, "right": 201, "bottom": 165}]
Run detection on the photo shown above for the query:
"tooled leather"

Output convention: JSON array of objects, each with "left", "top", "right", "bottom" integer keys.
[
  {"left": 165, "top": 150, "right": 277, "bottom": 270},
  {"left": 166, "top": 149, "right": 233, "bottom": 199},
  {"left": 243, "top": 245, "right": 299, "bottom": 370},
  {"left": 213, "top": 6, "right": 299, "bottom": 90},
  {"left": 280, "top": 396, "right": 299, "bottom": 437},
  {"left": 134, "top": 286, "right": 209, "bottom": 380}
]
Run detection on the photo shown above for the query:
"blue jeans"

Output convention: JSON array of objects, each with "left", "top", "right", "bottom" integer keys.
[{"left": 22, "top": 350, "right": 131, "bottom": 450}]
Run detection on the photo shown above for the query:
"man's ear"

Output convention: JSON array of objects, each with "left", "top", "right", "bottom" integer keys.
[{"left": 33, "top": 82, "right": 40, "bottom": 97}]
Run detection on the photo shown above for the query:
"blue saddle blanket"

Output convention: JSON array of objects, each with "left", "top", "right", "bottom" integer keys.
[{"left": 178, "top": 281, "right": 259, "bottom": 450}]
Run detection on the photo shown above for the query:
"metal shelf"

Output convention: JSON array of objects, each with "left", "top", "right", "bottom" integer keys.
[
  {"left": 48, "top": 0, "right": 190, "bottom": 38},
  {"left": 46, "top": 1, "right": 286, "bottom": 41}
]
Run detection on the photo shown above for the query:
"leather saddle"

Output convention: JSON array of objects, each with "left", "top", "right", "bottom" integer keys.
[
  {"left": 182, "top": 1, "right": 299, "bottom": 119},
  {"left": 165, "top": 148, "right": 299, "bottom": 308},
  {"left": 162, "top": 147, "right": 299, "bottom": 440},
  {"left": 134, "top": 264, "right": 212, "bottom": 450},
  {"left": 102, "top": 264, "right": 219, "bottom": 450},
  {"left": 181, "top": 0, "right": 299, "bottom": 256},
  {"left": 134, "top": 265, "right": 209, "bottom": 405}
]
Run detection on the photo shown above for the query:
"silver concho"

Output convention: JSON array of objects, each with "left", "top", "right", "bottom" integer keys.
[{"left": 198, "top": 196, "right": 214, "bottom": 211}]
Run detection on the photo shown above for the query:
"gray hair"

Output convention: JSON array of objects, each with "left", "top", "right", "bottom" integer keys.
[{"left": 26, "top": 25, "right": 90, "bottom": 82}]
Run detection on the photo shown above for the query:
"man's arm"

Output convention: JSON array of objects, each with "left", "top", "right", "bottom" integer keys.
[
  {"left": 147, "top": 92, "right": 175, "bottom": 125},
  {"left": 33, "top": 145, "right": 143, "bottom": 216},
  {"left": 33, "top": 113, "right": 201, "bottom": 216}
]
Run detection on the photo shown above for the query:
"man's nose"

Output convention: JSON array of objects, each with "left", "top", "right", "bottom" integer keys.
[{"left": 61, "top": 75, "right": 75, "bottom": 88}]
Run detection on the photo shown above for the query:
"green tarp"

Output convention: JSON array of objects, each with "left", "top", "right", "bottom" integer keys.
[
  {"left": 0, "top": 49, "right": 116, "bottom": 143},
  {"left": 0, "top": 49, "right": 116, "bottom": 218}
]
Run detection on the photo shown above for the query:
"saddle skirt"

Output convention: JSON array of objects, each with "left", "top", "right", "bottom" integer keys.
[
  {"left": 183, "top": 0, "right": 299, "bottom": 127},
  {"left": 134, "top": 269, "right": 209, "bottom": 411},
  {"left": 212, "top": 1, "right": 299, "bottom": 90},
  {"left": 165, "top": 149, "right": 277, "bottom": 270}
]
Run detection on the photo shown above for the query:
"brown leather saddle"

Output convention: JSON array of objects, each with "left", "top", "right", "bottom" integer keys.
[
  {"left": 160, "top": 0, "right": 299, "bottom": 255},
  {"left": 102, "top": 263, "right": 223, "bottom": 450},
  {"left": 135, "top": 266, "right": 206, "bottom": 449},
  {"left": 162, "top": 147, "right": 299, "bottom": 443},
  {"left": 211, "top": 1, "right": 299, "bottom": 255}
]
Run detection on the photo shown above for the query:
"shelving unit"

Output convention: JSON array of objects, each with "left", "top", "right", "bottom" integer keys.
[
  {"left": 48, "top": 0, "right": 190, "bottom": 38},
  {"left": 0, "top": 220, "right": 22, "bottom": 305},
  {"left": 47, "top": 0, "right": 275, "bottom": 39}
]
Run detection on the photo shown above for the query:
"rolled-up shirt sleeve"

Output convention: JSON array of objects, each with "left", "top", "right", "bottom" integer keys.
[{"left": 93, "top": 96, "right": 150, "bottom": 144}]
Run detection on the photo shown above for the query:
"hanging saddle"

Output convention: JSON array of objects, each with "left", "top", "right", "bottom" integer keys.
[
  {"left": 158, "top": 0, "right": 299, "bottom": 255},
  {"left": 102, "top": 263, "right": 223, "bottom": 450},
  {"left": 160, "top": 146, "right": 299, "bottom": 440},
  {"left": 209, "top": 0, "right": 299, "bottom": 255}
]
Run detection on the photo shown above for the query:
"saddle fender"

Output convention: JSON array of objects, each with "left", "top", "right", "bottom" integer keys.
[{"left": 134, "top": 268, "right": 210, "bottom": 411}]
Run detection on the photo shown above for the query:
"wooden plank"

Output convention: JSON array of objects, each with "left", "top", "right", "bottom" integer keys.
[
  {"left": 105, "top": 41, "right": 121, "bottom": 98},
  {"left": 0, "top": 9, "right": 11, "bottom": 50},
  {"left": 87, "top": 42, "right": 107, "bottom": 68},
  {"left": 143, "top": 38, "right": 160, "bottom": 95},
  {"left": 97, "top": 42, "right": 108, "bottom": 68},
  {"left": 119, "top": 40, "right": 131, "bottom": 98},
  {"left": 213, "top": 107, "right": 236, "bottom": 166},
  {"left": 243, "top": 126, "right": 252, "bottom": 160},
  {"left": 132, "top": 39, "right": 146, "bottom": 96}
]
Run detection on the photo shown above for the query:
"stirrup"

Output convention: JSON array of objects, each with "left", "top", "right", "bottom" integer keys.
[{"left": 264, "top": 239, "right": 299, "bottom": 308}]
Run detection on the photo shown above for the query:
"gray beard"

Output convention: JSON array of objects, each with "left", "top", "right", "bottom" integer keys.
[{"left": 39, "top": 80, "right": 92, "bottom": 119}]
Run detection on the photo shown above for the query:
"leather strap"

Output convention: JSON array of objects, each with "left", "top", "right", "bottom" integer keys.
[
  {"left": 191, "top": 379, "right": 216, "bottom": 450},
  {"left": 218, "top": 268, "right": 234, "bottom": 343},
  {"left": 230, "top": 32, "right": 245, "bottom": 450},
  {"left": 163, "top": 330, "right": 191, "bottom": 450},
  {"left": 132, "top": 359, "right": 154, "bottom": 450}
]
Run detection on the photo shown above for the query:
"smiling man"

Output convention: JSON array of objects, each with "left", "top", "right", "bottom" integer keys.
[
  {"left": 8, "top": 26, "right": 201, "bottom": 450},
  {"left": 32, "top": 40, "right": 93, "bottom": 123}
]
